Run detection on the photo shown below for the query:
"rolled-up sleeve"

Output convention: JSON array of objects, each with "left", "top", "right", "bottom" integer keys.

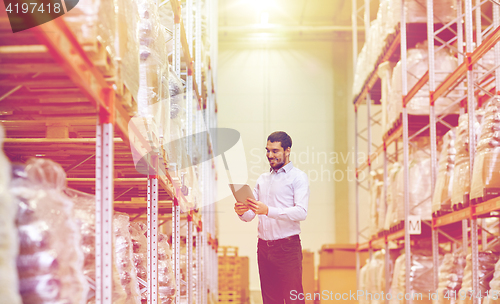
[{"left": 267, "top": 172, "right": 309, "bottom": 221}]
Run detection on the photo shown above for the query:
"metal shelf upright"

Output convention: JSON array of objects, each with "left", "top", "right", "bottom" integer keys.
[{"left": 168, "top": 1, "right": 219, "bottom": 304}]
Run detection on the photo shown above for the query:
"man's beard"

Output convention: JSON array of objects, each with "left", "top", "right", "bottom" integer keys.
[{"left": 268, "top": 157, "right": 285, "bottom": 169}]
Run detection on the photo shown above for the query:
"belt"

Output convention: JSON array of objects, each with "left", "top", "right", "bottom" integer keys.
[{"left": 258, "top": 234, "right": 300, "bottom": 247}]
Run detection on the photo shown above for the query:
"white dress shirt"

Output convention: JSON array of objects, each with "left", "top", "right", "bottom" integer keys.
[{"left": 239, "top": 161, "right": 309, "bottom": 240}]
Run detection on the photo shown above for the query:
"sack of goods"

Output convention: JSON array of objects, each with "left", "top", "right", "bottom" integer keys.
[
  {"left": 391, "top": 251, "right": 439, "bottom": 304},
  {"left": 432, "top": 129, "right": 457, "bottom": 214},
  {"left": 0, "top": 125, "right": 21, "bottom": 304},
  {"left": 114, "top": 213, "right": 142, "bottom": 304},
  {"left": 68, "top": 189, "right": 127, "bottom": 304},
  {"left": 384, "top": 163, "right": 403, "bottom": 230},
  {"left": 451, "top": 112, "right": 483, "bottom": 209},
  {"left": 370, "top": 169, "right": 385, "bottom": 238},
  {"left": 457, "top": 251, "right": 500, "bottom": 304},
  {"left": 11, "top": 159, "right": 87, "bottom": 304},
  {"left": 471, "top": 97, "right": 500, "bottom": 201},
  {"left": 387, "top": 42, "right": 458, "bottom": 133},
  {"left": 434, "top": 253, "right": 466, "bottom": 304},
  {"left": 393, "top": 138, "right": 433, "bottom": 226}
]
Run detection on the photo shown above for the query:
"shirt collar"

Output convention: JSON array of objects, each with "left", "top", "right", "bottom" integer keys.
[{"left": 270, "top": 161, "right": 294, "bottom": 173}]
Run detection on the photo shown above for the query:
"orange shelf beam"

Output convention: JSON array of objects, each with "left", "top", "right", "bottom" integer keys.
[{"left": 433, "top": 26, "right": 500, "bottom": 103}]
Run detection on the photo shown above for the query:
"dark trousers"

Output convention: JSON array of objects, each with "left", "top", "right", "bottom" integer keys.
[{"left": 257, "top": 235, "right": 305, "bottom": 304}]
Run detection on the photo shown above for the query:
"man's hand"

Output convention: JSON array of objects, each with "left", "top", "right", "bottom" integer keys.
[
  {"left": 246, "top": 198, "right": 268, "bottom": 215},
  {"left": 234, "top": 202, "right": 250, "bottom": 216}
]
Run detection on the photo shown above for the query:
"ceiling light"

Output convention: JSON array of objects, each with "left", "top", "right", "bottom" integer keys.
[{"left": 260, "top": 12, "right": 269, "bottom": 25}]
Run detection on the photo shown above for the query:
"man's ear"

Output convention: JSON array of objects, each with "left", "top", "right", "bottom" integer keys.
[{"left": 285, "top": 147, "right": 291, "bottom": 157}]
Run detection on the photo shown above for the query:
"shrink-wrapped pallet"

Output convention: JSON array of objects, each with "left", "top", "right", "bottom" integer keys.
[
  {"left": 432, "top": 129, "right": 456, "bottom": 214},
  {"left": 393, "top": 252, "right": 438, "bottom": 304},
  {"left": 367, "top": 251, "right": 387, "bottom": 304},
  {"left": 0, "top": 126, "right": 21, "bottom": 304},
  {"left": 484, "top": 248, "right": 500, "bottom": 304},
  {"left": 136, "top": 0, "right": 169, "bottom": 141},
  {"left": 359, "top": 262, "right": 370, "bottom": 304},
  {"left": 393, "top": 141, "right": 433, "bottom": 225},
  {"left": 370, "top": 170, "right": 385, "bottom": 237},
  {"left": 116, "top": 0, "right": 140, "bottom": 102},
  {"left": 389, "top": 254, "right": 405, "bottom": 304},
  {"left": 129, "top": 222, "right": 148, "bottom": 302},
  {"left": 457, "top": 252, "right": 499, "bottom": 304},
  {"left": 388, "top": 43, "right": 458, "bottom": 132},
  {"left": 67, "top": 188, "right": 127, "bottom": 304},
  {"left": 114, "top": 213, "right": 141, "bottom": 304},
  {"left": 471, "top": 97, "right": 500, "bottom": 201},
  {"left": 451, "top": 113, "right": 482, "bottom": 208},
  {"left": 11, "top": 159, "right": 87, "bottom": 304},
  {"left": 352, "top": 0, "right": 456, "bottom": 99},
  {"left": 167, "top": 66, "right": 187, "bottom": 176},
  {"left": 434, "top": 253, "right": 466, "bottom": 304},
  {"left": 63, "top": 0, "right": 116, "bottom": 64},
  {"left": 129, "top": 0, "right": 171, "bottom": 177},
  {"left": 158, "top": 233, "right": 175, "bottom": 304},
  {"left": 385, "top": 163, "right": 403, "bottom": 230}
]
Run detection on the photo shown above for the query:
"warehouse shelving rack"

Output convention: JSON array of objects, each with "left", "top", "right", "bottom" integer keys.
[
  {"left": 0, "top": 0, "right": 218, "bottom": 302},
  {"left": 352, "top": 0, "right": 500, "bottom": 302}
]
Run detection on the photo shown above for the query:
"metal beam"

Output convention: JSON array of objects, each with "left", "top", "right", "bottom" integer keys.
[{"left": 219, "top": 25, "right": 365, "bottom": 33}]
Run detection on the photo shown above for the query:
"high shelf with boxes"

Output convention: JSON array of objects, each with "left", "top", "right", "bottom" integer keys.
[
  {"left": 0, "top": 0, "right": 218, "bottom": 302},
  {"left": 352, "top": 0, "right": 500, "bottom": 303}
]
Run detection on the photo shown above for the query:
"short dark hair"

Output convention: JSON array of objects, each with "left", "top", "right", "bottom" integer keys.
[{"left": 267, "top": 131, "right": 292, "bottom": 150}]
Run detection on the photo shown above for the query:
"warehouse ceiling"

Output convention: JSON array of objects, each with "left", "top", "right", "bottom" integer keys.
[{"left": 218, "top": 0, "right": 371, "bottom": 41}]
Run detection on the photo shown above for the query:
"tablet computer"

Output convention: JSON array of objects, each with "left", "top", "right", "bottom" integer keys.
[{"left": 229, "top": 184, "right": 255, "bottom": 204}]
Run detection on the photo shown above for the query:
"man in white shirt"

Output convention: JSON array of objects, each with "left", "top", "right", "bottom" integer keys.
[{"left": 234, "top": 131, "right": 309, "bottom": 304}]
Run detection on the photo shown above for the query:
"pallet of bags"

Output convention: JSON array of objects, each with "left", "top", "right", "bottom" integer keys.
[
  {"left": 432, "top": 129, "right": 456, "bottom": 216},
  {"left": 370, "top": 169, "right": 385, "bottom": 238},
  {"left": 471, "top": 97, "right": 500, "bottom": 203},
  {"left": 484, "top": 239, "right": 500, "bottom": 304},
  {"left": 434, "top": 253, "right": 466, "bottom": 304},
  {"left": 0, "top": 125, "right": 21, "bottom": 304},
  {"left": 391, "top": 248, "right": 441, "bottom": 304},
  {"left": 63, "top": 0, "right": 117, "bottom": 76},
  {"left": 451, "top": 112, "right": 483, "bottom": 210},
  {"left": 11, "top": 158, "right": 87, "bottom": 304},
  {"left": 456, "top": 251, "right": 499, "bottom": 304},
  {"left": 66, "top": 188, "right": 128, "bottom": 304},
  {"left": 114, "top": 213, "right": 142, "bottom": 304},
  {"left": 384, "top": 162, "right": 403, "bottom": 231},
  {"left": 129, "top": 0, "right": 172, "bottom": 177},
  {"left": 393, "top": 138, "right": 432, "bottom": 228},
  {"left": 158, "top": 233, "right": 175, "bottom": 304},
  {"left": 387, "top": 42, "right": 458, "bottom": 133}
]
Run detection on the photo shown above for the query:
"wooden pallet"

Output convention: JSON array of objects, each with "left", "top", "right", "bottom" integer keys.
[
  {"left": 218, "top": 246, "right": 238, "bottom": 257},
  {"left": 389, "top": 220, "right": 404, "bottom": 233},
  {"left": 432, "top": 199, "right": 453, "bottom": 217},
  {"left": 218, "top": 290, "right": 241, "bottom": 302},
  {"left": 471, "top": 189, "right": 500, "bottom": 205},
  {"left": 452, "top": 194, "right": 470, "bottom": 211}
]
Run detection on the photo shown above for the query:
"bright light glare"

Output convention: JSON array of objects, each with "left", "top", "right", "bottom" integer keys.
[
  {"left": 260, "top": 11, "right": 269, "bottom": 25},
  {"left": 241, "top": 0, "right": 272, "bottom": 9},
  {"left": 255, "top": 33, "right": 272, "bottom": 41}
]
